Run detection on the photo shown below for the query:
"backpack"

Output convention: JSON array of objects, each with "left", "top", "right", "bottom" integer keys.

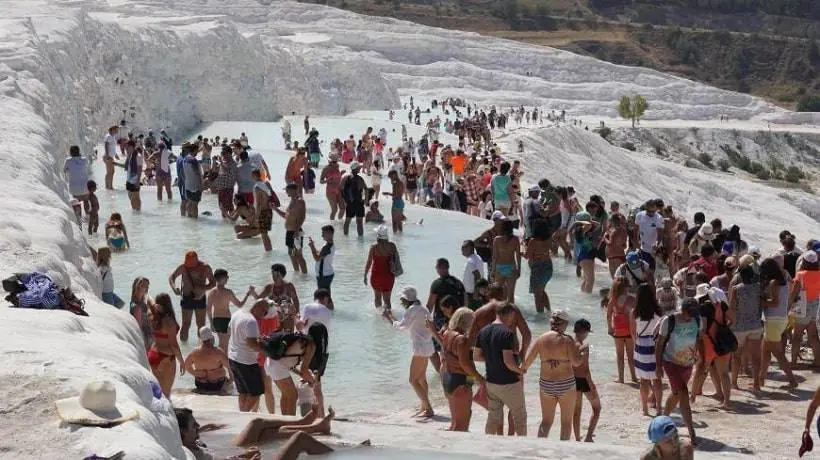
[
  {"left": 262, "top": 331, "right": 312, "bottom": 361},
  {"left": 706, "top": 301, "right": 737, "bottom": 356}
]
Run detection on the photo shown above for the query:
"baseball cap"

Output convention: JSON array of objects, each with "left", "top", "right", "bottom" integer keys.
[
  {"left": 648, "top": 416, "right": 678, "bottom": 443},
  {"left": 805, "top": 250, "right": 818, "bottom": 264},
  {"left": 491, "top": 210, "right": 505, "bottom": 221},
  {"left": 749, "top": 246, "right": 762, "bottom": 257},
  {"left": 528, "top": 184, "right": 540, "bottom": 193},
  {"left": 350, "top": 161, "right": 361, "bottom": 171},
  {"left": 626, "top": 250, "right": 641, "bottom": 269},
  {"left": 199, "top": 326, "right": 214, "bottom": 343}
]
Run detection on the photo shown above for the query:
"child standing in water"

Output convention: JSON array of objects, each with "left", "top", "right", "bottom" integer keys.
[
  {"left": 87, "top": 180, "right": 100, "bottom": 236},
  {"left": 90, "top": 246, "right": 124, "bottom": 308},
  {"left": 572, "top": 319, "right": 602, "bottom": 443},
  {"left": 206, "top": 269, "right": 252, "bottom": 353},
  {"left": 105, "top": 213, "right": 130, "bottom": 252}
]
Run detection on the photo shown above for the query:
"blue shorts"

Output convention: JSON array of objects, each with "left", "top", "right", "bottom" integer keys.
[
  {"left": 495, "top": 263, "right": 516, "bottom": 278},
  {"left": 393, "top": 198, "right": 405, "bottom": 210}
]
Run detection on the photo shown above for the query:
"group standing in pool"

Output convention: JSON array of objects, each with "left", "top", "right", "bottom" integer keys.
[{"left": 73, "top": 99, "right": 820, "bottom": 457}]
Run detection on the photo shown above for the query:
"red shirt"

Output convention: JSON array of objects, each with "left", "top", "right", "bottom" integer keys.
[{"left": 691, "top": 257, "right": 718, "bottom": 279}]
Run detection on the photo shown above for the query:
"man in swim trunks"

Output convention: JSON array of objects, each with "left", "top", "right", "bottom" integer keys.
[
  {"left": 169, "top": 251, "right": 216, "bottom": 342},
  {"left": 340, "top": 162, "right": 367, "bottom": 237},
  {"left": 207, "top": 268, "right": 253, "bottom": 353},
  {"left": 382, "top": 170, "right": 405, "bottom": 233},
  {"left": 572, "top": 319, "right": 601, "bottom": 442},
  {"left": 183, "top": 326, "right": 232, "bottom": 393},
  {"left": 274, "top": 183, "right": 308, "bottom": 275}
]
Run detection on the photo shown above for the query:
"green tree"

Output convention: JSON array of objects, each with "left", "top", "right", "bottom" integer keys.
[
  {"left": 797, "top": 94, "right": 820, "bottom": 111},
  {"left": 617, "top": 95, "right": 649, "bottom": 128},
  {"left": 503, "top": 0, "right": 520, "bottom": 30}
]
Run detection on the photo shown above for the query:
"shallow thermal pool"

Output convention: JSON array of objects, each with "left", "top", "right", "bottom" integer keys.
[{"left": 92, "top": 113, "right": 615, "bottom": 419}]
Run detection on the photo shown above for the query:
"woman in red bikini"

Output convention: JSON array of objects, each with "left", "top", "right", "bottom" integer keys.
[
  {"left": 606, "top": 278, "right": 638, "bottom": 384},
  {"left": 364, "top": 225, "right": 401, "bottom": 311},
  {"left": 149, "top": 293, "right": 185, "bottom": 397}
]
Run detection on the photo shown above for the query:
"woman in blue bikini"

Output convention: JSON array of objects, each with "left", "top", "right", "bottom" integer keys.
[
  {"left": 492, "top": 218, "right": 521, "bottom": 302},
  {"left": 382, "top": 170, "right": 405, "bottom": 233}
]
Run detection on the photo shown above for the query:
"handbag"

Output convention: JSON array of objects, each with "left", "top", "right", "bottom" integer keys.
[{"left": 389, "top": 252, "right": 404, "bottom": 277}]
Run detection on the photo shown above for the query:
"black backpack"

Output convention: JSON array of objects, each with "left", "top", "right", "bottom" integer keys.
[{"left": 262, "top": 331, "right": 312, "bottom": 361}]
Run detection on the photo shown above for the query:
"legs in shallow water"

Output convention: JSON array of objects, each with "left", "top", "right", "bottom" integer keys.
[
  {"left": 538, "top": 392, "right": 558, "bottom": 438},
  {"left": 273, "top": 432, "right": 334, "bottom": 460},
  {"left": 579, "top": 259, "right": 595, "bottom": 293},
  {"left": 261, "top": 371, "right": 275, "bottom": 414},
  {"left": 234, "top": 407, "right": 335, "bottom": 448},
  {"left": 275, "top": 377, "right": 298, "bottom": 416},
  {"left": 180, "top": 309, "right": 193, "bottom": 342},
  {"left": 409, "top": 356, "right": 433, "bottom": 416}
]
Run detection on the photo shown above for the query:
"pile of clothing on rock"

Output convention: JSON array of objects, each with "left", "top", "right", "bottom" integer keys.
[{"left": 3, "top": 271, "right": 87, "bottom": 316}]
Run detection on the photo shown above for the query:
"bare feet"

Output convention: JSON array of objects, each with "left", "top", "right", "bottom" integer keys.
[
  {"left": 314, "top": 407, "right": 335, "bottom": 435},
  {"left": 584, "top": 435, "right": 594, "bottom": 443}
]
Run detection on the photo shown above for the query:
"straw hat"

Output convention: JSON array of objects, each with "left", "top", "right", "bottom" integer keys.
[
  {"left": 552, "top": 310, "right": 570, "bottom": 323},
  {"left": 56, "top": 381, "right": 139, "bottom": 426}
]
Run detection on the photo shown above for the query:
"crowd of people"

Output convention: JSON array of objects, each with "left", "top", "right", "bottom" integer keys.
[{"left": 59, "top": 98, "right": 820, "bottom": 459}]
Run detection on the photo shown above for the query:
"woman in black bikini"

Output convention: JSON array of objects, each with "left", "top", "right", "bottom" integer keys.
[
  {"left": 429, "top": 307, "right": 482, "bottom": 431},
  {"left": 230, "top": 193, "right": 259, "bottom": 239},
  {"left": 522, "top": 310, "right": 582, "bottom": 440}
]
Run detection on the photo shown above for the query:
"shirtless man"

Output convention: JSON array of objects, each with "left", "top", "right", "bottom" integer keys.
[
  {"left": 169, "top": 251, "right": 217, "bottom": 342},
  {"left": 572, "top": 319, "right": 601, "bottom": 443},
  {"left": 382, "top": 170, "right": 405, "bottom": 233},
  {"left": 474, "top": 212, "right": 505, "bottom": 280},
  {"left": 207, "top": 269, "right": 253, "bottom": 352},
  {"left": 285, "top": 149, "right": 307, "bottom": 196},
  {"left": 274, "top": 183, "right": 308, "bottom": 275},
  {"left": 183, "top": 326, "right": 232, "bottom": 393},
  {"left": 102, "top": 125, "right": 120, "bottom": 190},
  {"left": 492, "top": 219, "right": 522, "bottom": 302}
]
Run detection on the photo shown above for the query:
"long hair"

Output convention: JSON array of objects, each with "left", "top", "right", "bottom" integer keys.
[
  {"left": 130, "top": 277, "right": 149, "bottom": 306},
  {"left": 151, "top": 293, "right": 177, "bottom": 330},
  {"left": 634, "top": 283, "right": 660, "bottom": 321},
  {"left": 760, "top": 258, "right": 786, "bottom": 286},
  {"left": 611, "top": 277, "right": 627, "bottom": 299}
]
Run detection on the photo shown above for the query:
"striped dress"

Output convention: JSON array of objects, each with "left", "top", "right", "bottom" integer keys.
[{"left": 634, "top": 315, "right": 661, "bottom": 380}]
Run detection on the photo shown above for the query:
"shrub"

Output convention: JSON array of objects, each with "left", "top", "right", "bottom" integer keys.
[
  {"left": 698, "top": 152, "right": 713, "bottom": 168},
  {"left": 755, "top": 168, "right": 771, "bottom": 180},
  {"left": 797, "top": 94, "right": 820, "bottom": 112},
  {"left": 748, "top": 161, "right": 765, "bottom": 175},
  {"left": 717, "top": 159, "right": 731, "bottom": 171},
  {"left": 654, "top": 145, "right": 665, "bottom": 156},
  {"left": 598, "top": 126, "right": 612, "bottom": 139},
  {"left": 684, "top": 159, "right": 697, "bottom": 168},
  {"left": 785, "top": 165, "right": 805, "bottom": 183},
  {"left": 621, "top": 142, "right": 636, "bottom": 151}
]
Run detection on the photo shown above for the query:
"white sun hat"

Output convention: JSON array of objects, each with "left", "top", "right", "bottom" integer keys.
[
  {"left": 375, "top": 224, "right": 390, "bottom": 240},
  {"left": 56, "top": 380, "right": 139, "bottom": 426},
  {"left": 698, "top": 224, "right": 715, "bottom": 240},
  {"left": 695, "top": 283, "right": 711, "bottom": 300}
]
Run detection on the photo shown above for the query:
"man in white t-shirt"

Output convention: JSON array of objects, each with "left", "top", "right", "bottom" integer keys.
[
  {"left": 103, "top": 125, "right": 120, "bottom": 190},
  {"left": 227, "top": 300, "right": 268, "bottom": 412},
  {"left": 461, "top": 240, "right": 485, "bottom": 299},
  {"left": 635, "top": 200, "right": 664, "bottom": 271}
]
